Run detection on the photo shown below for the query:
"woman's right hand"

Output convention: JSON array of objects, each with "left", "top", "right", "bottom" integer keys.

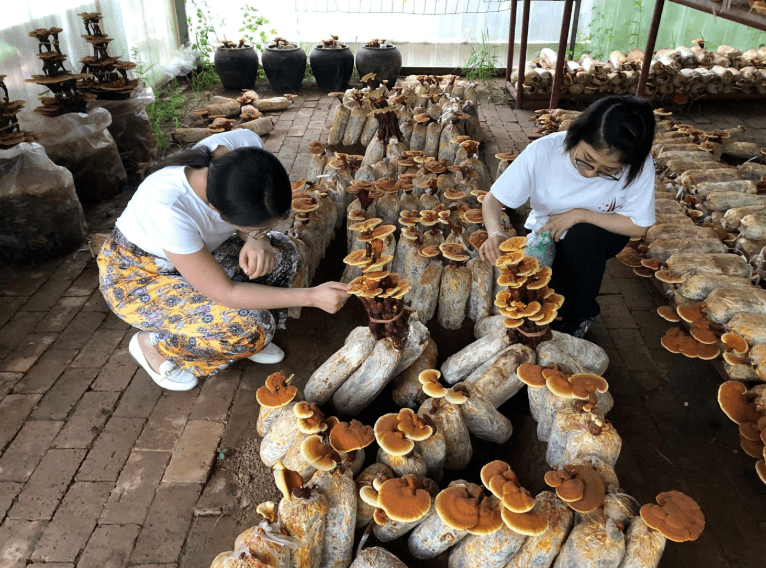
[
  {"left": 310, "top": 282, "right": 352, "bottom": 313},
  {"left": 479, "top": 233, "right": 506, "bottom": 265}
]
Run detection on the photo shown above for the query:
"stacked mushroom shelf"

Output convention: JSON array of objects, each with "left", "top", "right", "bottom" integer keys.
[
  {"left": 510, "top": 44, "right": 766, "bottom": 110},
  {"left": 0, "top": 76, "right": 36, "bottom": 148}
]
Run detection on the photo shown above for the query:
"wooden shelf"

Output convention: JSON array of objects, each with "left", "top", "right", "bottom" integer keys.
[{"left": 669, "top": 0, "right": 766, "bottom": 32}]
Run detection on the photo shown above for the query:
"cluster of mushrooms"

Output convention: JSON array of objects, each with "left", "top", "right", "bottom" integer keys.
[
  {"left": 76, "top": 12, "right": 138, "bottom": 99},
  {"left": 512, "top": 42, "right": 766, "bottom": 101},
  {"left": 286, "top": 74, "right": 513, "bottom": 331},
  {"left": 0, "top": 76, "right": 36, "bottom": 148},
  {"left": 212, "top": 342, "right": 705, "bottom": 568},
  {"left": 26, "top": 27, "right": 94, "bottom": 116},
  {"left": 537, "top": 107, "right": 766, "bottom": 484},
  {"left": 173, "top": 91, "right": 297, "bottom": 145}
]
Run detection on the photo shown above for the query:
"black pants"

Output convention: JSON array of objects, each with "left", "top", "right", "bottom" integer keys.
[{"left": 546, "top": 223, "right": 629, "bottom": 330}]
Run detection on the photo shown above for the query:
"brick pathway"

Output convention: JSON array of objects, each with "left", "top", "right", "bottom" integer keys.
[{"left": 1, "top": 83, "right": 765, "bottom": 568}]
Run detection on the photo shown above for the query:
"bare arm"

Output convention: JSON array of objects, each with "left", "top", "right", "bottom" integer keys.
[
  {"left": 539, "top": 208, "right": 649, "bottom": 241},
  {"left": 164, "top": 248, "right": 350, "bottom": 313},
  {"left": 479, "top": 191, "right": 510, "bottom": 264}
]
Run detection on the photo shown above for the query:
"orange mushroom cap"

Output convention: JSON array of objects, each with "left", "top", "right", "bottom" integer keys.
[
  {"left": 721, "top": 332, "right": 749, "bottom": 355},
  {"left": 397, "top": 408, "right": 433, "bottom": 441},
  {"left": 374, "top": 413, "right": 414, "bottom": 456},
  {"left": 300, "top": 435, "right": 340, "bottom": 471},
  {"left": 544, "top": 464, "right": 606, "bottom": 513},
  {"left": 640, "top": 491, "right": 705, "bottom": 542},
  {"left": 255, "top": 371, "right": 297, "bottom": 408},
  {"left": 435, "top": 483, "right": 483, "bottom": 530},
  {"left": 718, "top": 381, "right": 761, "bottom": 425},
  {"left": 376, "top": 475, "right": 432, "bottom": 522},
  {"left": 517, "top": 363, "right": 547, "bottom": 387},
  {"left": 329, "top": 419, "right": 375, "bottom": 452},
  {"left": 655, "top": 269, "right": 686, "bottom": 284},
  {"left": 676, "top": 303, "right": 705, "bottom": 323},
  {"left": 274, "top": 462, "right": 304, "bottom": 500},
  {"left": 501, "top": 504, "right": 550, "bottom": 536},
  {"left": 657, "top": 305, "right": 681, "bottom": 322}
]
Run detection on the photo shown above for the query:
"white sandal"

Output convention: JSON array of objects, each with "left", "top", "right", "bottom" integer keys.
[
  {"left": 247, "top": 342, "right": 285, "bottom": 364},
  {"left": 129, "top": 333, "right": 199, "bottom": 391}
]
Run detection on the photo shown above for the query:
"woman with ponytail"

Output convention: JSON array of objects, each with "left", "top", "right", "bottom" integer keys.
[
  {"left": 480, "top": 95, "right": 656, "bottom": 338},
  {"left": 97, "top": 130, "right": 350, "bottom": 391}
]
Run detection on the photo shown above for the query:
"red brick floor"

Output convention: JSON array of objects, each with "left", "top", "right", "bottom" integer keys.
[{"left": 1, "top": 83, "right": 766, "bottom": 568}]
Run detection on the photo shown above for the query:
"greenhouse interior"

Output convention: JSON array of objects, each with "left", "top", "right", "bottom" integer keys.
[{"left": 2, "top": 0, "right": 766, "bottom": 567}]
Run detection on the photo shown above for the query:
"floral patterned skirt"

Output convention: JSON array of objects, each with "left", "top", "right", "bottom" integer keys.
[{"left": 97, "top": 228, "right": 299, "bottom": 377}]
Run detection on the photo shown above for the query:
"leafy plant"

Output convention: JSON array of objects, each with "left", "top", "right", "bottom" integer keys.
[
  {"left": 129, "top": 47, "right": 153, "bottom": 87},
  {"left": 189, "top": 63, "right": 219, "bottom": 91},
  {"left": 216, "top": 447, "right": 228, "bottom": 461},
  {"left": 461, "top": 30, "right": 507, "bottom": 103},
  {"left": 146, "top": 79, "right": 187, "bottom": 151},
  {"left": 239, "top": 4, "right": 276, "bottom": 51},
  {"left": 187, "top": 0, "right": 220, "bottom": 65}
]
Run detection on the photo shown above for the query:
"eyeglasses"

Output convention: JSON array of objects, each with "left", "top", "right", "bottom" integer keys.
[{"left": 574, "top": 146, "right": 623, "bottom": 181}]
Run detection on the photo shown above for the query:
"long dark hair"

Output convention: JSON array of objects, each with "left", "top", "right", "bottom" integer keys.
[
  {"left": 146, "top": 145, "right": 291, "bottom": 226},
  {"left": 564, "top": 95, "right": 655, "bottom": 187}
]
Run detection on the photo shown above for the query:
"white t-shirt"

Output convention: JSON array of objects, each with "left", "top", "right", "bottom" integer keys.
[
  {"left": 490, "top": 131, "right": 656, "bottom": 237},
  {"left": 115, "top": 130, "right": 265, "bottom": 268}
]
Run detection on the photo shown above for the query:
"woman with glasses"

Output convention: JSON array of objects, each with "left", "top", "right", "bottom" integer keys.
[
  {"left": 97, "top": 130, "right": 350, "bottom": 391},
  {"left": 480, "top": 95, "right": 656, "bottom": 338}
]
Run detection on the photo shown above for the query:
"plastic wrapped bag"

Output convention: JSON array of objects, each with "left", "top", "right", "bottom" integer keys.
[
  {"left": 21, "top": 108, "right": 127, "bottom": 203},
  {"left": 704, "top": 287, "right": 766, "bottom": 324},
  {"left": 89, "top": 87, "right": 156, "bottom": 173},
  {"left": 525, "top": 230, "right": 555, "bottom": 267},
  {"left": 618, "top": 516, "right": 666, "bottom": 568},
  {"left": 0, "top": 142, "right": 87, "bottom": 262},
  {"left": 553, "top": 515, "right": 625, "bottom": 568}
]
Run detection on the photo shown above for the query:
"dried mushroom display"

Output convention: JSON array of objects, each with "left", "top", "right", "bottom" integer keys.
[
  {"left": 77, "top": 12, "right": 138, "bottom": 99},
  {"left": 0, "top": 76, "right": 36, "bottom": 148}
]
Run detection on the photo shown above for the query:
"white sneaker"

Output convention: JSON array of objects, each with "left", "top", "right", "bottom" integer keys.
[
  {"left": 247, "top": 342, "right": 285, "bottom": 364},
  {"left": 129, "top": 333, "right": 199, "bottom": 391}
]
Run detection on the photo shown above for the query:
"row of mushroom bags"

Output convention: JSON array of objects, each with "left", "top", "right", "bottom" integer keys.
[{"left": 208, "top": 77, "right": 712, "bottom": 567}]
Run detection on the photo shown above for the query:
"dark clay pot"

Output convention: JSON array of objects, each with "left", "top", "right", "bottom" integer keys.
[
  {"left": 309, "top": 44, "right": 354, "bottom": 92},
  {"left": 355, "top": 44, "right": 402, "bottom": 88},
  {"left": 214, "top": 46, "right": 259, "bottom": 91},
  {"left": 261, "top": 43, "right": 307, "bottom": 92}
]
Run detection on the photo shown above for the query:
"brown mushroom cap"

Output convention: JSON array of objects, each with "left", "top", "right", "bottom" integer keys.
[
  {"left": 397, "top": 408, "right": 433, "bottom": 441},
  {"left": 329, "top": 419, "right": 375, "bottom": 452},
  {"left": 294, "top": 402, "right": 326, "bottom": 434},
  {"left": 501, "top": 504, "right": 550, "bottom": 536},
  {"left": 300, "top": 435, "right": 340, "bottom": 471},
  {"left": 517, "top": 363, "right": 547, "bottom": 387},
  {"left": 544, "top": 367, "right": 574, "bottom": 399},
  {"left": 374, "top": 413, "right": 414, "bottom": 456},
  {"left": 544, "top": 464, "right": 606, "bottom": 513},
  {"left": 640, "top": 491, "right": 705, "bottom": 542},
  {"left": 274, "top": 462, "right": 304, "bottom": 500},
  {"left": 676, "top": 303, "right": 705, "bottom": 323},
  {"left": 469, "top": 496, "right": 505, "bottom": 535},
  {"left": 568, "top": 373, "right": 609, "bottom": 400},
  {"left": 435, "top": 483, "right": 484, "bottom": 530},
  {"left": 657, "top": 305, "right": 681, "bottom": 322},
  {"left": 718, "top": 381, "right": 761, "bottom": 425},
  {"left": 418, "top": 369, "right": 447, "bottom": 398},
  {"left": 255, "top": 371, "right": 297, "bottom": 408},
  {"left": 418, "top": 244, "right": 442, "bottom": 258},
  {"left": 376, "top": 475, "right": 432, "bottom": 522},
  {"left": 439, "top": 243, "right": 470, "bottom": 262},
  {"left": 721, "top": 332, "right": 749, "bottom": 355},
  {"left": 499, "top": 236, "right": 528, "bottom": 252}
]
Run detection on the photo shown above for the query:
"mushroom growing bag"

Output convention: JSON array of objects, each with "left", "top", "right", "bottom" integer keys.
[
  {"left": 21, "top": 108, "right": 126, "bottom": 203},
  {"left": 234, "top": 522, "right": 299, "bottom": 568},
  {"left": 89, "top": 87, "right": 156, "bottom": 173},
  {"left": 618, "top": 516, "right": 666, "bottom": 568},
  {"left": 553, "top": 515, "right": 625, "bottom": 568},
  {"left": 704, "top": 287, "right": 766, "bottom": 324},
  {"left": 0, "top": 142, "right": 87, "bottom": 263}
]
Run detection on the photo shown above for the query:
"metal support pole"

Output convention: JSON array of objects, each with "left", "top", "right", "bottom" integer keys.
[
  {"left": 568, "top": 0, "right": 581, "bottom": 57},
  {"left": 506, "top": 0, "right": 518, "bottom": 83},
  {"left": 637, "top": 0, "right": 665, "bottom": 98},
  {"left": 549, "top": 0, "right": 574, "bottom": 109},
  {"left": 516, "top": 0, "right": 532, "bottom": 109}
]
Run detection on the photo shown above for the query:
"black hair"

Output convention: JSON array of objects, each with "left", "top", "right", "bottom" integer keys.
[
  {"left": 145, "top": 145, "right": 291, "bottom": 227},
  {"left": 564, "top": 95, "right": 655, "bottom": 187}
]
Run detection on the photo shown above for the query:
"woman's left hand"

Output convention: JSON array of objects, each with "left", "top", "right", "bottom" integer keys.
[
  {"left": 240, "top": 236, "right": 276, "bottom": 279},
  {"left": 538, "top": 209, "right": 587, "bottom": 241}
]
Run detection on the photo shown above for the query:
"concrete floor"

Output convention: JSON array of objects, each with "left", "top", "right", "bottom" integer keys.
[{"left": 1, "top": 82, "right": 765, "bottom": 568}]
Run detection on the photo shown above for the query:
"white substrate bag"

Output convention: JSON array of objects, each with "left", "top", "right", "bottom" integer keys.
[
  {"left": 553, "top": 515, "right": 625, "bottom": 568},
  {"left": 21, "top": 108, "right": 127, "bottom": 203},
  {"left": 0, "top": 142, "right": 87, "bottom": 262}
]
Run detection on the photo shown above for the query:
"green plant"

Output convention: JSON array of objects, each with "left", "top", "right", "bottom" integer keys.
[
  {"left": 189, "top": 63, "right": 219, "bottom": 91},
  {"left": 146, "top": 79, "right": 187, "bottom": 151},
  {"left": 461, "top": 31, "right": 507, "bottom": 103},
  {"left": 216, "top": 447, "right": 228, "bottom": 461},
  {"left": 129, "top": 48, "right": 154, "bottom": 87},
  {"left": 187, "top": 0, "right": 221, "bottom": 65},
  {"left": 239, "top": 4, "right": 276, "bottom": 51}
]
